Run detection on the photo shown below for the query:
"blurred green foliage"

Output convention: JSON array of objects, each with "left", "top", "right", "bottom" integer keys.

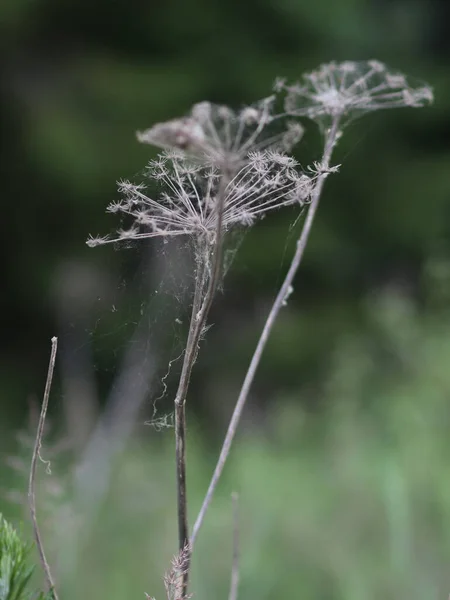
[
  {"left": 0, "top": 514, "right": 53, "bottom": 600},
  {"left": 4, "top": 290, "right": 450, "bottom": 599}
]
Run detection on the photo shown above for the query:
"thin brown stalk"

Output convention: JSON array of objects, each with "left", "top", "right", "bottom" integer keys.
[
  {"left": 174, "top": 261, "right": 205, "bottom": 560},
  {"left": 28, "top": 336, "right": 59, "bottom": 600},
  {"left": 174, "top": 175, "right": 229, "bottom": 594},
  {"left": 228, "top": 492, "right": 240, "bottom": 600},
  {"left": 191, "top": 116, "right": 342, "bottom": 546}
]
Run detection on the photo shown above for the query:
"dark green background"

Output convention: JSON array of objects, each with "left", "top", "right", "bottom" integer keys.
[
  {"left": 1, "top": 1, "right": 450, "bottom": 598},
  {"left": 1, "top": 0, "right": 447, "bottom": 421}
]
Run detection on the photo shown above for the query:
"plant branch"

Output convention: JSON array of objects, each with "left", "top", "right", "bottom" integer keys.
[
  {"left": 174, "top": 259, "right": 205, "bottom": 562},
  {"left": 191, "top": 117, "right": 342, "bottom": 546},
  {"left": 174, "top": 175, "right": 229, "bottom": 595},
  {"left": 28, "top": 336, "right": 59, "bottom": 600}
]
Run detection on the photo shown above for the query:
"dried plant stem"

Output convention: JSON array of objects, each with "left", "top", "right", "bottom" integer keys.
[
  {"left": 174, "top": 261, "right": 205, "bottom": 562},
  {"left": 191, "top": 117, "right": 341, "bottom": 546},
  {"left": 228, "top": 492, "right": 240, "bottom": 600},
  {"left": 28, "top": 336, "right": 59, "bottom": 600},
  {"left": 174, "top": 177, "right": 229, "bottom": 594}
]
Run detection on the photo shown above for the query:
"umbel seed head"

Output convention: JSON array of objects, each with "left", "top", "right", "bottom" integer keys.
[
  {"left": 136, "top": 98, "right": 304, "bottom": 171},
  {"left": 87, "top": 150, "right": 315, "bottom": 248},
  {"left": 279, "top": 60, "right": 433, "bottom": 130}
]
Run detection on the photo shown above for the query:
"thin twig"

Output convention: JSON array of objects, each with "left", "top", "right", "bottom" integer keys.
[
  {"left": 28, "top": 336, "right": 59, "bottom": 600},
  {"left": 191, "top": 117, "right": 342, "bottom": 546},
  {"left": 228, "top": 492, "right": 240, "bottom": 600},
  {"left": 174, "top": 174, "right": 230, "bottom": 595}
]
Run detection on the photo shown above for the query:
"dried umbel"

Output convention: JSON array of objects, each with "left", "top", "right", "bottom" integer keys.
[
  {"left": 136, "top": 98, "right": 304, "bottom": 171},
  {"left": 145, "top": 543, "right": 192, "bottom": 600},
  {"left": 87, "top": 149, "right": 314, "bottom": 248},
  {"left": 278, "top": 60, "right": 433, "bottom": 130}
]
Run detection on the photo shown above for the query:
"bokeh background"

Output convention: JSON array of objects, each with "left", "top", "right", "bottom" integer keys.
[{"left": 1, "top": 0, "right": 450, "bottom": 598}]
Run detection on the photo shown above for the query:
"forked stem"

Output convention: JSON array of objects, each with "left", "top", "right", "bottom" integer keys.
[{"left": 191, "top": 116, "right": 342, "bottom": 546}]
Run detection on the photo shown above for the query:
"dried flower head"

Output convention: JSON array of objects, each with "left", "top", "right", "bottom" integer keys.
[
  {"left": 136, "top": 98, "right": 304, "bottom": 170},
  {"left": 163, "top": 543, "right": 192, "bottom": 600},
  {"left": 87, "top": 150, "right": 313, "bottom": 248},
  {"left": 279, "top": 60, "right": 433, "bottom": 129}
]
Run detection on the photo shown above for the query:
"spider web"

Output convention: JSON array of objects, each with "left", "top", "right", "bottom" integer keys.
[
  {"left": 47, "top": 234, "right": 200, "bottom": 583},
  {"left": 88, "top": 237, "right": 195, "bottom": 428},
  {"left": 56, "top": 217, "right": 247, "bottom": 449}
]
